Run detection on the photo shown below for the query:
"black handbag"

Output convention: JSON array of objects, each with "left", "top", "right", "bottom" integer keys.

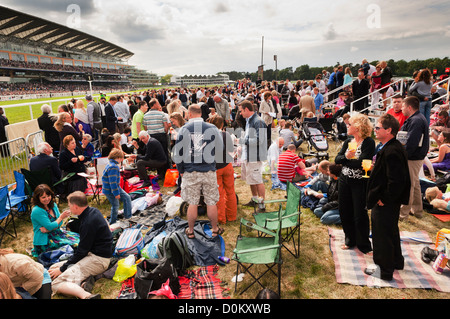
[{"left": 134, "top": 257, "right": 180, "bottom": 299}]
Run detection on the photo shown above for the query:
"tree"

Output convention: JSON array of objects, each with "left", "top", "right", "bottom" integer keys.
[{"left": 161, "top": 74, "right": 173, "bottom": 84}]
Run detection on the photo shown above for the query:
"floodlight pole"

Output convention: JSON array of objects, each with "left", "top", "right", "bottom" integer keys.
[{"left": 88, "top": 80, "right": 93, "bottom": 96}]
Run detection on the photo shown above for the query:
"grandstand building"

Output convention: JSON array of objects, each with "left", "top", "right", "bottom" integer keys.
[
  {"left": 170, "top": 74, "right": 230, "bottom": 87},
  {"left": 0, "top": 5, "right": 158, "bottom": 99}
]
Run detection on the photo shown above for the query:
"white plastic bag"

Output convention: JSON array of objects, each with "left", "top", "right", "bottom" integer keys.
[{"left": 165, "top": 196, "right": 184, "bottom": 217}]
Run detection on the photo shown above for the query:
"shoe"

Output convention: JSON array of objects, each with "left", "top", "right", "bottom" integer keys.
[
  {"left": 86, "top": 293, "right": 101, "bottom": 299},
  {"left": 82, "top": 276, "right": 95, "bottom": 293},
  {"left": 140, "top": 181, "right": 152, "bottom": 188},
  {"left": 242, "top": 199, "right": 257, "bottom": 207}
]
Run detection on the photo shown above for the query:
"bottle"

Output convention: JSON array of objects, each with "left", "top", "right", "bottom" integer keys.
[{"left": 218, "top": 256, "right": 230, "bottom": 264}]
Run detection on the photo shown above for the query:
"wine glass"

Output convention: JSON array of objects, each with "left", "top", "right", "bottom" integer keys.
[{"left": 362, "top": 159, "right": 372, "bottom": 178}]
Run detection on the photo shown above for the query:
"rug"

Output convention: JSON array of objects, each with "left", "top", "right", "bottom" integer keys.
[
  {"left": 177, "top": 265, "right": 230, "bottom": 299},
  {"left": 128, "top": 194, "right": 171, "bottom": 227},
  {"left": 328, "top": 228, "right": 450, "bottom": 292}
]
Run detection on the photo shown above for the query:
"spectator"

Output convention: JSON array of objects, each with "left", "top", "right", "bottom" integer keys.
[
  {"left": 238, "top": 100, "right": 268, "bottom": 213},
  {"left": 352, "top": 69, "right": 370, "bottom": 112},
  {"left": 58, "top": 135, "right": 87, "bottom": 194},
  {"left": 366, "top": 113, "right": 410, "bottom": 281},
  {"left": 73, "top": 100, "right": 92, "bottom": 136},
  {"left": 102, "top": 149, "right": 132, "bottom": 225},
  {"left": 104, "top": 95, "right": 119, "bottom": 134},
  {"left": 129, "top": 131, "right": 167, "bottom": 188},
  {"left": 29, "top": 142, "right": 63, "bottom": 194},
  {"left": 277, "top": 144, "right": 316, "bottom": 183},
  {"left": 37, "top": 104, "right": 60, "bottom": 156},
  {"left": 399, "top": 96, "right": 429, "bottom": 221},
  {"left": 85, "top": 94, "right": 102, "bottom": 141},
  {"left": 115, "top": 95, "right": 131, "bottom": 133},
  {"left": 30, "top": 184, "right": 79, "bottom": 257},
  {"left": 80, "top": 134, "right": 94, "bottom": 161},
  {"left": 0, "top": 248, "right": 52, "bottom": 299},
  {"left": 313, "top": 163, "right": 342, "bottom": 225},
  {"left": 335, "top": 113, "right": 375, "bottom": 254},
  {"left": 386, "top": 94, "right": 407, "bottom": 128},
  {"left": 48, "top": 191, "right": 112, "bottom": 299},
  {"left": 209, "top": 115, "right": 237, "bottom": 224},
  {"left": 131, "top": 101, "right": 148, "bottom": 140},
  {"left": 54, "top": 112, "right": 83, "bottom": 152},
  {"left": 173, "top": 104, "right": 224, "bottom": 238},
  {"left": 408, "top": 68, "right": 433, "bottom": 125}
]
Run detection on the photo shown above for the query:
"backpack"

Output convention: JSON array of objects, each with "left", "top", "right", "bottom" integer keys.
[
  {"left": 157, "top": 231, "right": 194, "bottom": 272},
  {"left": 114, "top": 226, "right": 144, "bottom": 257}
]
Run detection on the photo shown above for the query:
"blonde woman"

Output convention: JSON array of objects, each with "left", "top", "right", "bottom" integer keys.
[
  {"left": 335, "top": 113, "right": 375, "bottom": 254},
  {"left": 73, "top": 100, "right": 92, "bottom": 135}
]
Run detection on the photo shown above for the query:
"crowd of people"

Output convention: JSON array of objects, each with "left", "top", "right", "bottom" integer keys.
[{"left": 1, "top": 59, "right": 450, "bottom": 299}]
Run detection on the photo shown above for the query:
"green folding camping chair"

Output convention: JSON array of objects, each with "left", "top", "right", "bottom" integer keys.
[
  {"left": 21, "top": 167, "right": 74, "bottom": 203},
  {"left": 253, "top": 181, "right": 302, "bottom": 258},
  {"left": 232, "top": 205, "right": 283, "bottom": 296}
]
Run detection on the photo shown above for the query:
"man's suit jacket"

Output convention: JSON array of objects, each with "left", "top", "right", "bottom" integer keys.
[
  {"left": 104, "top": 103, "right": 117, "bottom": 133},
  {"left": 366, "top": 138, "right": 410, "bottom": 209},
  {"left": 29, "top": 153, "right": 62, "bottom": 184}
]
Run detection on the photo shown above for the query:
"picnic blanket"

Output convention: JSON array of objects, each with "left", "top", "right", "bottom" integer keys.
[
  {"left": 127, "top": 194, "right": 171, "bottom": 227},
  {"left": 177, "top": 265, "right": 230, "bottom": 299},
  {"left": 328, "top": 228, "right": 450, "bottom": 292}
]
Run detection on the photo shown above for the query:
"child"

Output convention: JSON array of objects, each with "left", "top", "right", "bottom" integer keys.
[
  {"left": 313, "top": 164, "right": 342, "bottom": 225},
  {"left": 102, "top": 148, "right": 132, "bottom": 225},
  {"left": 304, "top": 160, "right": 331, "bottom": 195}
]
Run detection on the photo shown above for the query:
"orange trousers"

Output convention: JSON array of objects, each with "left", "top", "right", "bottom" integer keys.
[{"left": 216, "top": 163, "right": 237, "bottom": 224}]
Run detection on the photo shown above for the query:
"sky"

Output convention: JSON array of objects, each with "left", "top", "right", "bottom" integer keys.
[{"left": 2, "top": 0, "right": 450, "bottom": 77}]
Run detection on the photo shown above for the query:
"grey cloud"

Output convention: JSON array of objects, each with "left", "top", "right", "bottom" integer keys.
[{"left": 109, "top": 15, "right": 166, "bottom": 43}]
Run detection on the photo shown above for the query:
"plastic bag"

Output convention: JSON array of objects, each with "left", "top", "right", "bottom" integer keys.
[
  {"left": 113, "top": 255, "right": 137, "bottom": 282},
  {"left": 163, "top": 169, "right": 179, "bottom": 187},
  {"left": 165, "top": 196, "right": 184, "bottom": 217}
]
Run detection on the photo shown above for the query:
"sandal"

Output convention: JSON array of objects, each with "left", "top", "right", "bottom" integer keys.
[
  {"left": 212, "top": 227, "right": 225, "bottom": 237},
  {"left": 185, "top": 228, "right": 195, "bottom": 239}
]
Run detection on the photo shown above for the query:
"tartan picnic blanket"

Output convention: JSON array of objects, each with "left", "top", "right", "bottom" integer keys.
[
  {"left": 328, "top": 228, "right": 450, "bottom": 292},
  {"left": 177, "top": 265, "right": 230, "bottom": 299}
]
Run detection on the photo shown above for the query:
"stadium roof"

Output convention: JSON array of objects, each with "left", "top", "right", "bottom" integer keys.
[{"left": 0, "top": 5, "right": 134, "bottom": 60}]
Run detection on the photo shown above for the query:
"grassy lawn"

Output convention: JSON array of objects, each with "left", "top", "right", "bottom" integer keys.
[{"left": 1, "top": 137, "right": 449, "bottom": 300}]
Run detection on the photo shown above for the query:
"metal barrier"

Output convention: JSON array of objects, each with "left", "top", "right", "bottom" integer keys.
[
  {"left": 0, "top": 130, "right": 45, "bottom": 187},
  {"left": 25, "top": 130, "right": 44, "bottom": 158},
  {"left": 0, "top": 137, "right": 29, "bottom": 187}
]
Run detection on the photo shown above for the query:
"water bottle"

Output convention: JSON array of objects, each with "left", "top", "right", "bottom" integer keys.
[{"left": 218, "top": 256, "right": 230, "bottom": 264}]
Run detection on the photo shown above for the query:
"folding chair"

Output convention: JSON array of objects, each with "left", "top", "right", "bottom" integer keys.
[
  {"left": 232, "top": 205, "right": 283, "bottom": 296},
  {"left": 0, "top": 185, "right": 17, "bottom": 246},
  {"left": 82, "top": 157, "right": 108, "bottom": 204},
  {"left": 20, "top": 168, "right": 74, "bottom": 203},
  {"left": 7, "top": 171, "right": 30, "bottom": 218},
  {"left": 253, "top": 181, "right": 302, "bottom": 258}
]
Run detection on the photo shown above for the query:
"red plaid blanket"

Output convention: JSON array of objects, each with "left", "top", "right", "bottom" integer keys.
[{"left": 177, "top": 265, "right": 230, "bottom": 299}]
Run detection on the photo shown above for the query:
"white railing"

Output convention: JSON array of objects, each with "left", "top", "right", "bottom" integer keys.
[
  {"left": 431, "top": 76, "right": 450, "bottom": 105},
  {"left": 350, "top": 78, "right": 405, "bottom": 114}
]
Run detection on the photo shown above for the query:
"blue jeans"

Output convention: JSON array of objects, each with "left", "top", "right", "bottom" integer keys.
[
  {"left": 104, "top": 187, "right": 132, "bottom": 224},
  {"left": 313, "top": 207, "right": 341, "bottom": 225},
  {"left": 420, "top": 100, "right": 432, "bottom": 125}
]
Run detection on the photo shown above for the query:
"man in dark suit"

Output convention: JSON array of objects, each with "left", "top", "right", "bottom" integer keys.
[
  {"left": 365, "top": 113, "right": 410, "bottom": 281},
  {"left": 37, "top": 104, "right": 60, "bottom": 156},
  {"left": 104, "top": 95, "right": 120, "bottom": 134},
  {"left": 30, "top": 142, "right": 63, "bottom": 193},
  {"left": 352, "top": 69, "right": 370, "bottom": 112}
]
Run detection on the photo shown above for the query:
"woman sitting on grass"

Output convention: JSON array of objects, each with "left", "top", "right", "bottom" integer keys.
[{"left": 30, "top": 184, "right": 79, "bottom": 257}]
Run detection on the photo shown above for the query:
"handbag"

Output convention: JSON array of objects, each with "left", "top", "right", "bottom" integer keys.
[{"left": 134, "top": 257, "right": 180, "bottom": 299}]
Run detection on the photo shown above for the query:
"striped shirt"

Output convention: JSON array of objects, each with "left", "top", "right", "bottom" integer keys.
[
  {"left": 143, "top": 109, "right": 166, "bottom": 134},
  {"left": 277, "top": 151, "right": 304, "bottom": 182},
  {"left": 101, "top": 159, "right": 121, "bottom": 197}
]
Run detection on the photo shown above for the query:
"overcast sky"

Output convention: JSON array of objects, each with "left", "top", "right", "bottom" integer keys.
[{"left": 3, "top": 0, "right": 450, "bottom": 76}]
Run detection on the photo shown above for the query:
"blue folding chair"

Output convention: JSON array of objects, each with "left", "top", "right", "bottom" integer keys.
[
  {"left": 7, "top": 171, "right": 30, "bottom": 217},
  {"left": 0, "top": 185, "right": 17, "bottom": 246}
]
